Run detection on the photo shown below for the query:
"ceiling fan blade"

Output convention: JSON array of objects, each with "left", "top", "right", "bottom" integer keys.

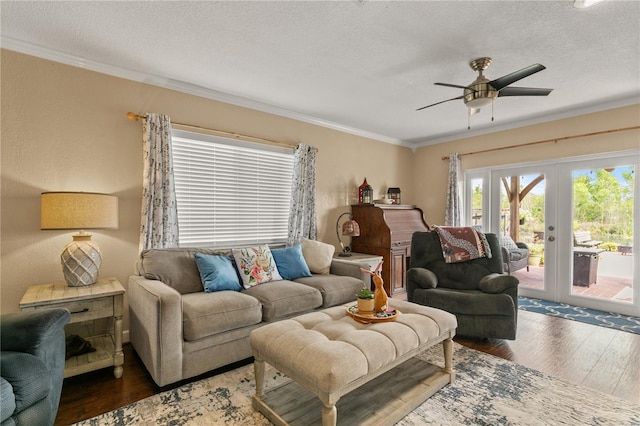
[
  {"left": 498, "top": 87, "right": 553, "bottom": 97},
  {"left": 416, "top": 95, "right": 464, "bottom": 111},
  {"left": 434, "top": 82, "right": 469, "bottom": 90},
  {"left": 489, "top": 64, "right": 546, "bottom": 91}
]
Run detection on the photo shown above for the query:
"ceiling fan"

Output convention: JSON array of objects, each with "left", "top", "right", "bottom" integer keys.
[{"left": 417, "top": 57, "right": 553, "bottom": 128}]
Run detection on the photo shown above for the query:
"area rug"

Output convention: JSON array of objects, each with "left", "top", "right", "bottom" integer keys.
[
  {"left": 519, "top": 296, "right": 640, "bottom": 335},
  {"left": 74, "top": 343, "right": 640, "bottom": 426}
]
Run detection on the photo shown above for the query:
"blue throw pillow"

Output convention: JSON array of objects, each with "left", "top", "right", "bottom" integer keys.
[
  {"left": 194, "top": 253, "right": 242, "bottom": 292},
  {"left": 271, "top": 245, "right": 312, "bottom": 280}
]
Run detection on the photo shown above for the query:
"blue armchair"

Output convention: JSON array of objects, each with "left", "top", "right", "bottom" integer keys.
[{"left": 1, "top": 308, "right": 70, "bottom": 426}]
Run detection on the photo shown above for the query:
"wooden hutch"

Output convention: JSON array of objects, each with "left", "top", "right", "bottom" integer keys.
[{"left": 350, "top": 204, "right": 429, "bottom": 296}]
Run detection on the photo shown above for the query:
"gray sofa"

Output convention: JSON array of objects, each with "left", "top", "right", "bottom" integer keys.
[{"left": 128, "top": 247, "right": 370, "bottom": 386}]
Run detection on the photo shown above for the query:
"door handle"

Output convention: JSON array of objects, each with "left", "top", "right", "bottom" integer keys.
[
  {"left": 547, "top": 236, "right": 555, "bottom": 242},
  {"left": 548, "top": 225, "right": 555, "bottom": 231}
]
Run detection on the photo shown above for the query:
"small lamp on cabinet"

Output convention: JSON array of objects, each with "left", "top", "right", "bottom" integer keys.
[
  {"left": 336, "top": 213, "right": 360, "bottom": 257},
  {"left": 41, "top": 192, "right": 118, "bottom": 287}
]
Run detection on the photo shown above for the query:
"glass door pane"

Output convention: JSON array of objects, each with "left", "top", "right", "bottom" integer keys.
[
  {"left": 570, "top": 166, "right": 635, "bottom": 304},
  {"left": 497, "top": 173, "right": 547, "bottom": 293}
]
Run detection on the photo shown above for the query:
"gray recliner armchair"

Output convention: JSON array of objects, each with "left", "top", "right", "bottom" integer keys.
[
  {"left": 407, "top": 231, "right": 519, "bottom": 340},
  {"left": 1, "top": 308, "right": 70, "bottom": 426}
]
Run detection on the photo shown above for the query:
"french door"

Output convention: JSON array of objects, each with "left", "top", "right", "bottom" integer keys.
[{"left": 468, "top": 152, "right": 638, "bottom": 316}]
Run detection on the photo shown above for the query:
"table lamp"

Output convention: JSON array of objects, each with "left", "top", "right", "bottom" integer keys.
[
  {"left": 41, "top": 192, "right": 118, "bottom": 287},
  {"left": 336, "top": 212, "right": 360, "bottom": 257}
]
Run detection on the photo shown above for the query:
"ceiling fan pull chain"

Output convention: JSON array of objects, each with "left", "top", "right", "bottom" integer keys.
[
  {"left": 491, "top": 99, "right": 495, "bottom": 122},
  {"left": 467, "top": 108, "right": 471, "bottom": 130}
]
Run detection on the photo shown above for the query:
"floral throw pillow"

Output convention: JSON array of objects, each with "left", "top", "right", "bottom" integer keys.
[{"left": 232, "top": 245, "right": 283, "bottom": 289}]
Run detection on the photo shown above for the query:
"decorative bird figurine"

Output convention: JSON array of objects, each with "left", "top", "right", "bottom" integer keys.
[{"left": 360, "top": 260, "right": 388, "bottom": 314}]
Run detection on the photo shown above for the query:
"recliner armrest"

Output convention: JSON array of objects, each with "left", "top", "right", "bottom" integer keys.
[
  {"left": 0, "top": 309, "right": 70, "bottom": 355},
  {"left": 478, "top": 273, "right": 519, "bottom": 294},
  {"left": 407, "top": 267, "right": 438, "bottom": 289}
]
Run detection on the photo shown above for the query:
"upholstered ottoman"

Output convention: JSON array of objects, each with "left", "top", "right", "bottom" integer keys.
[{"left": 250, "top": 299, "right": 457, "bottom": 426}]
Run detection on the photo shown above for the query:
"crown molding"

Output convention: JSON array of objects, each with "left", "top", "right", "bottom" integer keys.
[
  {"left": 409, "top": 94, "right": 640, "bottom": 148},
  {"left": 4, "top": 36, "right": 635, "bottom": 150},
  {"left": 1, "top": 36, "right": 407, "bottom": 147}
]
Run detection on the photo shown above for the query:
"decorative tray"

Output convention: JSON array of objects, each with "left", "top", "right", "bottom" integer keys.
[{"left": 347, "top": 305, "right": 399, "bottom": 323}]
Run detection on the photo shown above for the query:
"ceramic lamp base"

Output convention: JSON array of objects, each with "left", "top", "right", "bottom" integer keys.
[{"left": 61, "top": 234, "right": 102, "bottom": 287}]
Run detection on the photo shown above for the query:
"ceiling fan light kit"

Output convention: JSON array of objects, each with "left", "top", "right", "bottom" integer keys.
[
  {"left": 418, "top": 57, "right": 553, "bottom": 129},
  {"left": 574, "top": 0, "right": 606, "bottom": 8}
]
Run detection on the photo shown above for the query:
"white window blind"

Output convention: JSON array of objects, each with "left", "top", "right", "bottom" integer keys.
[{"left": 171, "top": 130, "right": 294, "bottom": 248}]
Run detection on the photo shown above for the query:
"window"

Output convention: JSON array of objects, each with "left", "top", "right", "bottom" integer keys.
[
  {"left": 171, "top": 130, "right": 294, "bottom": 248},
  {"left": 464, "top": 170, "right": 489, "bottom": 230}
]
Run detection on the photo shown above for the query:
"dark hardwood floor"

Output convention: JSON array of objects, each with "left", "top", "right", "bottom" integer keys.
[{"left": 55, "top": 310, "right": 640, "bottom": 425}]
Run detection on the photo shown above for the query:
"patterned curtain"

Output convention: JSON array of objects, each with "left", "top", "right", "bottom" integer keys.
[
  {"left": 139, "top": 113, "right": 179, "bottom": 251},
  {"left": 287, "top": 143, "right": 317, "bottom": 245},
  {"left": 445, "top": 152, "right": 462, "bottom": 226}
]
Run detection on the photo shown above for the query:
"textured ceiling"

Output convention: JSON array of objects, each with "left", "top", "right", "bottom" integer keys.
[{"left": 2, "top": 1, "right": 639, "bottom": 147}]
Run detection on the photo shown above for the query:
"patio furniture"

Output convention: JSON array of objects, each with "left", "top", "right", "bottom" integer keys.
[
  {"left": 407, "top": 231, "right": 519, "bottom": 340},
  {"left": 618, "top": 244, "right": 632, "bottom": 255},
  {"left": 499, "top": 235, "right": 530, "bottom": 274},
  {"left": 573, "top": 231, "right": 602, "bottom": 248},
  {"left": 573, "top": 247, "right": 605, "bottom": 286}
]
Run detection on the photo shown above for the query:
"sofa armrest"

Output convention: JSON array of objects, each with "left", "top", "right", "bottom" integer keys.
[
  {"left": 128, "top": 275, "right": 184, "bottom": 387},
  {"left": 329, "top": 260, "right": 372, "bottom": 289},
  {"left": 478, "top": 273, "right": 519, "bottom": 294}
]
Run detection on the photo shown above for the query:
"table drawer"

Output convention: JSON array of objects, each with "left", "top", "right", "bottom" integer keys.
[{"left": 43, "top": 297, "right": 114, "bottom": 323}]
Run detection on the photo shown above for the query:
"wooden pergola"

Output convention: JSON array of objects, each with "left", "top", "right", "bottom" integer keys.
[{"left": 501, "top": 174, "right": 544, "bottom": 242}]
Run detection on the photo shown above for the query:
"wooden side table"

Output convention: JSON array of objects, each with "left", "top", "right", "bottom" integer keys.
[{"left": 19, "top": 277, "right": 125, "bottom": 379}]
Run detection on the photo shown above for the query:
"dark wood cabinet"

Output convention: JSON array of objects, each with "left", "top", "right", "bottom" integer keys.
[{"left": 350, "top": 205, "right": 429, "bottom": 296}]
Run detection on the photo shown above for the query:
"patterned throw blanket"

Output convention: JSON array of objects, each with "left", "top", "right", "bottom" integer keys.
[{"left": 434, "top": 226, "right": 491, "bottom": 263}]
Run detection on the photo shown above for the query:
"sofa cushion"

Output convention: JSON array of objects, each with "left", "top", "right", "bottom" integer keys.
[
  {"left": 182, "top": 291, "right": 263, "bottom": 341},
  {"left": 271, "top": 245, "right": 312, "bottom": 280},
  {"left": 414, "top": 288, "right": 515, "bottom": 317},
  {"left": 194, "top": 253, "right": 242, "bottom": 293},
  {"left": 294, "top": 274, "right": 363, "bottom": 308},
  {"left": 301, "top": 238, "right": 335, "bottom": 274},
  {"left": 139, "top": 248, "right": 231, "bottom": 294},
  {"left": 232, "top": 245, "right": 283, "bottom": 289},
  {"left": 243, "top": 281, "right": 322, "bottom": 321}
]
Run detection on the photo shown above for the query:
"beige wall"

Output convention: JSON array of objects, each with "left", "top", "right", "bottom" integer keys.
[
  {"left": 2, "top": 48, "right": 638, "bottom": 330},
  {"left": 413, "top": 105, "right": 640, "bottom": 225},
  {"left": 0, "top": 50, "right": 414, "bottom": 321}
]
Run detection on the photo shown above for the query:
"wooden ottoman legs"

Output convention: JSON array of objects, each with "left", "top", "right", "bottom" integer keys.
[
  {"left": 321, "top": 403, "right": 337, "bottom": 426},
  {"left": 253, "top": 357, "right": 265, "bottom": 399},
  {"left": 444, "top": 335, "right": 455, "bottom": 383}
]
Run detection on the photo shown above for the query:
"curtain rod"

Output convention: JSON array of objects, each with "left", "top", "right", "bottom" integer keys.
[
  {"left": 126, "top": 112, "right": 298, "bottom": 150},
  {"left": 441, "top": 125, "right": 640, "bottom": 160}
]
